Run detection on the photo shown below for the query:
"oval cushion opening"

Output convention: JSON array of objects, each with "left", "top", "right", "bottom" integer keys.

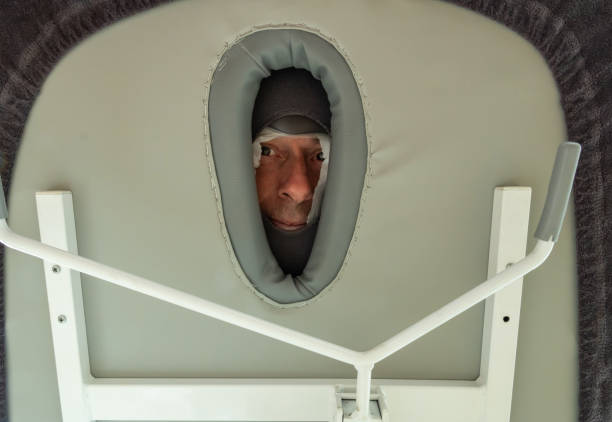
[{"left": 207, "top": 28, "right": 367, "bottom": 305}]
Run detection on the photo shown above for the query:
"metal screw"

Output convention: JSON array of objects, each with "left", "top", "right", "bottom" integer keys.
[
  {"left": 51, "top": 265, "right": 61, "bottom": 274},
  {"left": 58, "top": 315, "right": 67, "bottom": 323}
]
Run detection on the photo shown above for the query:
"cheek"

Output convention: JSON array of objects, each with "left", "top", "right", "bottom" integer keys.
[
  {"left": 309, "top": 162, "right": 323, "bottom": 186},
  {"left": 255, "top": 167, "right": 277, "bottom": 202}
]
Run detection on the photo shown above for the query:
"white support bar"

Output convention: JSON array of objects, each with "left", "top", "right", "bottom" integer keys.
[
  {"left": 349, "top": 364, "right": 375, "bottom": 421},
  {"left": 35, "top": 192, "right": 92, "bottom": 422},
  {"left": 362, "top": 240, "right": 551, "bottom": 364},
  {"left": 88, "top": 379, "right": 338, "bottom": 421},
  {"left": 479, "top": 187, "right": 531, "bottom": 421},
  {"left": 381, "top": 380, "right": 486, "bottom": 422},
  {"left": 0, "top": 218, "right": 553, "bottom": 367},
  {"left": 1, "top": 187, "right": 551, "bottom": 422},
  {"left": 2, "top": 215, "right": 363, "bottom": 365},
  {"left": 85, "top": 379, "right": 484, "bottom": 422}
]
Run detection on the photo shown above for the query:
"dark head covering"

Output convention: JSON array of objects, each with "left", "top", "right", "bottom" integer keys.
[{"left": 252, "top": 68, "right": 331, "bottom": 138}]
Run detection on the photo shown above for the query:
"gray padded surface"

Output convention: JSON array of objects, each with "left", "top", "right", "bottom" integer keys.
[
  {"left": 208, "top": 29, "right": 367, "bottom": 305},
  {"left": 535, "top": 142, "right": 581, "bottom": 242}
]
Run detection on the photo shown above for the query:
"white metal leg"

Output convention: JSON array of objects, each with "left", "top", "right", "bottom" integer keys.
[
  {"left": 23, "top": 186, "right": 539, "bottom": 422},
  {"left": 350, "top": 364, "right": 374, "bottom": 421},
  {"left": 35, "top": 192, "right": 92, "bottom": 422},
  {"left": 479, "top": 187, "right": 532, "bottom": 421}
]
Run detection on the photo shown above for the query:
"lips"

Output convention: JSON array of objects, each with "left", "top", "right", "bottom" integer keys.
[{"left": 270, "top": 218, "right": 306, "bottom": 231}]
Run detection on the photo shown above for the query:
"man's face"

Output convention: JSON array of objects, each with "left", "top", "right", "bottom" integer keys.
[{"left": 255, "top": 136, "right": 324, "bottom": 231}]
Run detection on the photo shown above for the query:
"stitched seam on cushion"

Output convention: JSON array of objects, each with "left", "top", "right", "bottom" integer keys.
[{"left": 202, "top": 22, "right": 374, "bottom": 309}]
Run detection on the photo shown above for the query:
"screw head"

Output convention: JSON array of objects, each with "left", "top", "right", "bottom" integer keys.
[
  {"left": 57, "top": 315, "right": 67, "bottom": 323},
  {"left": 51, "top": 265, "right": 61, "bottom": 274}
]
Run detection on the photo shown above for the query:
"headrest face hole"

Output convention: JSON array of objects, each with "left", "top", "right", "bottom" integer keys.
[
  {"left": 252, "top": 67, "right": 332, "bottom": 277},
  {"left": 207, "top": 27, "right": 368, "bottom": 305}
]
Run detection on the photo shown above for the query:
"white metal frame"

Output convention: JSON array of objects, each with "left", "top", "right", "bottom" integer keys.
[{"left": 4, "top": 186, "right": 547, "bottom": 421}]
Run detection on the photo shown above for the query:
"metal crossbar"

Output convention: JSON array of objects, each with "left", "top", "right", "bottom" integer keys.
[{"left": 0, "top": 143, "right": 580, "bottom": 421}]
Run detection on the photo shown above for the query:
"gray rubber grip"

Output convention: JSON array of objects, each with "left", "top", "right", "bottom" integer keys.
[
  {"left": 535, "top": 142, "right": 581, "bottom": 242},
  {"left": 0, "top": 175, "right": 6, "bottom": 219}
]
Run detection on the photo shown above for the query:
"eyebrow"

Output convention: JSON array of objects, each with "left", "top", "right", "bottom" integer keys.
[{"left": 262, "top": 138, "right": 322, "bottom": 150}]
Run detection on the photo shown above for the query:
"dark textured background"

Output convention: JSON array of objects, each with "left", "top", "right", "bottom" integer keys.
[{"left": 0, "top": 0, "right": 609, "bottom": 421}]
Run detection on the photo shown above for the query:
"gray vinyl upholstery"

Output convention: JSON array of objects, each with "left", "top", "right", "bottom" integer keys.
[{"left": 207, "top": 29, "right": 368, "bottom": 305}]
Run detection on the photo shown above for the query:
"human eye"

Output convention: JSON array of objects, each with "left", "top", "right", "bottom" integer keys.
[
  {"left": 261, "top": 145, "right": 274, "bottom": 156},
  {"left": 316, "top": 151, "right": 325, "bottom": 162}
]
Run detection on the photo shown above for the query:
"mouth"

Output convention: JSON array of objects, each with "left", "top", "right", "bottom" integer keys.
[{"left": 270, "top": 218, "right": 307, "bottom": 231}]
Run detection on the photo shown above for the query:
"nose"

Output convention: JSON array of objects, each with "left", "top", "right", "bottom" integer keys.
[{"left": 279, "top": 157, "right": 314, "bottom": 203}]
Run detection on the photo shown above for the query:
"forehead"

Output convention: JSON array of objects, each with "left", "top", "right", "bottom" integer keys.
[{"left": 263, "top": 136, "right": 321, "bottom": 149}]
